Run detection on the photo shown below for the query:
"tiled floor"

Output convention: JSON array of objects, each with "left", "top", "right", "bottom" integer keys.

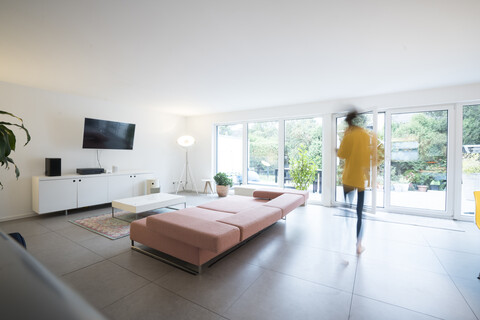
[{"left": 1, "top": 192, "right": 480, "bottom": 320}]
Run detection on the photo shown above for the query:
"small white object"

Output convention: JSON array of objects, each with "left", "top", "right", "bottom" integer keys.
[
  {"left": 147, "top": 179, "right": 161, "bottom": 194},
  {"left": 112, "top": 165, "right": 118, "bottom": 173}
]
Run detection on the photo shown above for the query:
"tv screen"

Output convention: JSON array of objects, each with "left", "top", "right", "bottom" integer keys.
[{"left": 82, "top": 118, "right": 135, "bottom": 150}]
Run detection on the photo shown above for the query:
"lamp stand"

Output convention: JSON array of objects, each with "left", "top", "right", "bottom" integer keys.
[{"left": 176, "top": 149, "right": 198, "bottom": 194}]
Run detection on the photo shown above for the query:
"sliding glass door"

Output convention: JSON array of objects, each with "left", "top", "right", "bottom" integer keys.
[
  {"left": 334, "top": 107, "right": 451, "bottom": 216},
  {"left": 284, "top": 117, "right": 323, "bottom": 199},
  {"left": 389, "top": 110, "right": 448, "bottom": 211},
  {"left": 460, "top": 104, "right": 480, "bottom": 216}
]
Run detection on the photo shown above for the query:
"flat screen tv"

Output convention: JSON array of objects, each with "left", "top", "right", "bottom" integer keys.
[{"left": 82, "top": 118, "right": 135, "bottom": 150}]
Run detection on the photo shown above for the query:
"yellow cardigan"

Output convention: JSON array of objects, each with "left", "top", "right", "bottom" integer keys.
[{"left": 337, "top": 126, "right": 374, "bottom": 190}]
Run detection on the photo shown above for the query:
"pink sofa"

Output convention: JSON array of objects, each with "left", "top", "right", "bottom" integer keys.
[{"left": 130, "top": 188, "right": 308, "bottom": 273}]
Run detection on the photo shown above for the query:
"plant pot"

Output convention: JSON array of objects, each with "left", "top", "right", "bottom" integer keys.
[
  {"left": 216, "top": 185, "right": 229, "bottom": 197},
  {"left": 417, "top": 185, "right": 428, "bottom": 192}
]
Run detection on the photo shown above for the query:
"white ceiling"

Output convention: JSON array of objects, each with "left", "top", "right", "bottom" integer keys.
[{"left": 1, "top": 0, "right": 480, "bottom": 116}]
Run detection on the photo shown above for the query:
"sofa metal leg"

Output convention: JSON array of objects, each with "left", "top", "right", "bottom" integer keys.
[{"left": 131, "top": 244, "right": 199, "bottom": 275}]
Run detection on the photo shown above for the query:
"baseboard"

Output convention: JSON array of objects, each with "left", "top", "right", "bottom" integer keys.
[{"left": 0, "top": 211, "right": 37, "bottom": 223}]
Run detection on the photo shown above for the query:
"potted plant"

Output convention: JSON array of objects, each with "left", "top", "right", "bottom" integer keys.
[
  {"left": 414, "top": 172, "right": 433, "bottom": 192},
  {"left": 0, "top": 111, "right": 31, "bottom": 188},
  {"left": 213, "top": 172, "right": 232, "bottom": 197},
  {"left": 289, "top": 145, "right": 318, "bottom": 191}
]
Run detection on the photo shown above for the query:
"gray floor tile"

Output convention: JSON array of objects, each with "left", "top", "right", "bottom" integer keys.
[
  {"left": 36, "top": 215, "right": 77, "bottom": 231},
  {"left": 361, "top": 218, "right": 430, "bottom": 246},
  {"left": 80, "top": 234, "right": 131, "bottom": 258},
  {"left": 422, "top": 228, "right": 480, "bottom": 255},
  {"left": 354, "top": 258, "right": 477, "bottom": 320},
  {"left": 56, "top": 224, "right": 100, "bottom": 242},
  {"left": 25, "top": 232, "right": 104, "bottom": 275},
  {"left": 246, "top": 243, "right": 357, "bottom": 292},
  {"left": 109, "top": 250, "right": 176, "bottom": 281},
  {"left": 157, "top": 257, "right": 265, "bottom": 314},
  {"left": 433, "top": 247, "right": 480, "bottom": 280},
  {"left": 224, "top": 270, "right": 351, "bottom": 320},
  {"left": 450, "top": 275, "right": 480, "bottom": 319},
  {"left": 358, "top": 238, "right": 446, "bottom": 274},
  {"left": 62, "top": 260, "right": 149, "bottom": 310},
  {"left": 102, "top": 283, "right": 224, "bottom": 320},
  {"left": 349, "top": 295, "right": 440, "bottom": 320},
  {"left": 0, "top": 219, "right": 50, "bottom": 237}
]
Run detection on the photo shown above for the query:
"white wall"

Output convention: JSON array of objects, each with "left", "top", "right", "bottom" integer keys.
[
  {"left": 0, "top": 82, "right": 186, "bottom": 221},
  {"left": 186, "top": 82, "right": 480, "bottom": 205}
]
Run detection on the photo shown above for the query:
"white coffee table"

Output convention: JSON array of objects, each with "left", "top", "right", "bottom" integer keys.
[{"left": 111, "top": 193, "right": 187, "bottom": 218}]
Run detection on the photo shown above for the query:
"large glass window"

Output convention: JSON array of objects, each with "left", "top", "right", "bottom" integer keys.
[
  {"left": 461, "top": 104, "right": 480, "bottom": 216},
  {"left": 216, "top": 124, "right": 243, "bottom": 185},
  {"left": 390, "top": 110, "right": 448, "bottom": 211},
  {"left": 284, "top": 118, "right": 322, "bottom": 199},
  {"left": 247, "top": 121, "right": 279, "bottom": 185}
]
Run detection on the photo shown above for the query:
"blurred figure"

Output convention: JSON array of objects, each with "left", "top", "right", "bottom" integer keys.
[{"left": 337, "top": 110, "right": 376, "bottom": 254}]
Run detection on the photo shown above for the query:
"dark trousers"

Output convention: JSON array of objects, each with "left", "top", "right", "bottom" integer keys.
[{"left": 343, "top": 186, "right": 365, "bottom": 239}]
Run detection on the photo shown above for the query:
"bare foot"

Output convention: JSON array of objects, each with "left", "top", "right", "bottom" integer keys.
[{"left": 356, "top": 244, "right": 365, "bottom": 255}]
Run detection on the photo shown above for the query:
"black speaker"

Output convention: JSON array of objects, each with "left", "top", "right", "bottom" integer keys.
[{"left": 45, "top": 158, "right": 61, "bottom": 176}]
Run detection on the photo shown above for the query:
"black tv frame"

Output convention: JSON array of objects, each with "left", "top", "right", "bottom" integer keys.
[{"left": 82, "top": 118, "right": 135, "bottom": 150}]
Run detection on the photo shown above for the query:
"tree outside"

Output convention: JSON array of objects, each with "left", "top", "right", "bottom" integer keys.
[{"left": 391, "top": 111, "right": 448, "bottom": 191}]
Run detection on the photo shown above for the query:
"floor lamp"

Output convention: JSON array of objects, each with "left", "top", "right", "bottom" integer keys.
[{"left": 176, "top": 135, "right": 198, "bottom": 194}]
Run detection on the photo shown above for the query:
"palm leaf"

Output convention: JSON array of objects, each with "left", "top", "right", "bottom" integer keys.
[
  {"left": 0, "top": 121, "right": 30, "bottom": 146},
  {"left": 0, "top": 110, "right": 31, "bottom": 188}
]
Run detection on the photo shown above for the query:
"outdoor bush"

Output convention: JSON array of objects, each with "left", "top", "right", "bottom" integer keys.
[{"left": 289, "top": 145, "right": 318, "bottom": 190}]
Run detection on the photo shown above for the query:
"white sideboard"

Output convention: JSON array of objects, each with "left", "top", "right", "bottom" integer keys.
[{"left": 32, "top": 171, "right": 154, "bottom": 214}]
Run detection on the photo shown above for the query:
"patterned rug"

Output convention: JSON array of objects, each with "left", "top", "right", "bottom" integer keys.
[{"left": 69, "top": 209, "right": 174, "bottom": 240}]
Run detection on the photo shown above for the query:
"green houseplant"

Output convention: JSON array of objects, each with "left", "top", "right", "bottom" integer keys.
[
  {"left": 289, "top": 145, "right": 318, "bottom": 191},
  {"left": 0, "top": 111, "right": 31, "bottom": 188},
  {"left": 413, "top": 172, "right": 433, "bottom": 192},
  {"left": 213, "top": 172, "right": 233, "bottom": 197}
]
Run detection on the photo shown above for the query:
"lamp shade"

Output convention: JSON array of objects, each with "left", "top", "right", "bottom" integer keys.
[{"left": 177, "top": 135, "right": 195, "bottom": 147}]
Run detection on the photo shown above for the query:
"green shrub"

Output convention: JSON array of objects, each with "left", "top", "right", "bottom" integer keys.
[{"left": 289, "top": 145, "right": 318, "bottom": 191}]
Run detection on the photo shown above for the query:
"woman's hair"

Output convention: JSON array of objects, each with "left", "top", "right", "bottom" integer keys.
[{"left": 345, "top": 110, "right": 358, "bottom": 126}]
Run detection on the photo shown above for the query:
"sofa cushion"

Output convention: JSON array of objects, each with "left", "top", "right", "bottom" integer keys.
[
  {"left": 146, "top": 213, "right": 240, "bottom": 253},
  {"left": 253, "top": 188, "right": 309, "bottom": 202},
  {"left": 175, "top": 207, "right": 233, "bottom": 222},
  {"left": 197, "top": 195, "right": 267, "bottom": 213},
  {"left": 263, "top": 194, "right": 304, "bottom": 217},
  {"left": 217, "top": 206, "right": 282, "bottom": 240}
]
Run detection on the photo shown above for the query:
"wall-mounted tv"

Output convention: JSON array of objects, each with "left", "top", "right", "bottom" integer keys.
[{"left": 82, "top": 118, "right": 136, "bottom": 150}]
